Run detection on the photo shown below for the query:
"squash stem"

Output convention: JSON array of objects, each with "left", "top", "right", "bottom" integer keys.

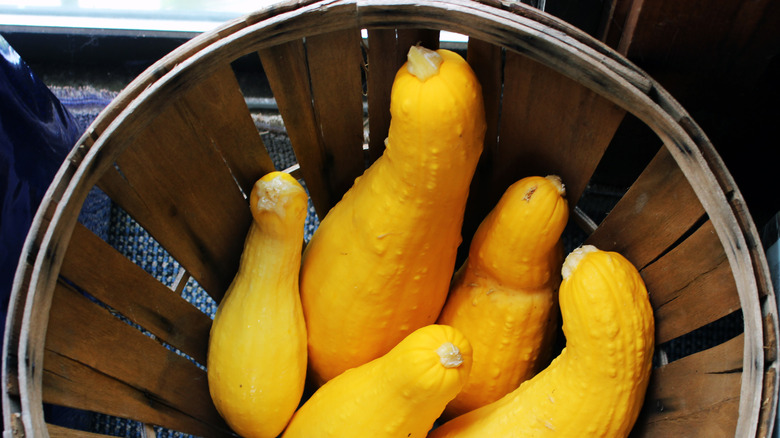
[
  {"left": 250, "top": 172, "right": 307, "bottom": 225},
  {"left": 561, "top": 244, "right": 599, "bottom": 280},
  {"left": 406, "top": 45, "right": 443, "bottom": 81},
  {"left": 545, "top": 174, "right": 566, "bottom": 197},
  {"left": 436, "top": 342, "right": 464, "bottom": 368}
]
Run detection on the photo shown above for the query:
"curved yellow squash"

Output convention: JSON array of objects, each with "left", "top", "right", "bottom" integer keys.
[
  {"left": 207, "top": 172, "right": 309, "bottom": 438},
  {"left": 437, "top": 175, "right": 569, "bottom": 418},
  {"left": 430, "top": 245, "right": 654, "bottom": 437},
  {"left": 282, "top": 324, "right": 472, "bottom": 438},
  {"left": 300, "top": 45, "right": 486, "bottom": 383}
]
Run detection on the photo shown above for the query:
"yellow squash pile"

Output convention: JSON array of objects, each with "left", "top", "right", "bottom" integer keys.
[{"left": 206, "top": 44, "right": 655, "bottom": 438}]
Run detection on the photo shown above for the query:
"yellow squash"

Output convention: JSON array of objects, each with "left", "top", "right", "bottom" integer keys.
[
  {"left": 282, "top": 324, "right": 472, "bottom": 438},
  {"left": 430, "top": 245, "right": 654, "bottom": 437},
  {"left": 437, "top": 175, "right": 568, "bottom": 418},
  {"left": 300, "top": 45, "right": 486, "bottom": 383},
  {"left": 207, "top": 171, "right": 309, "bottom": 438}
]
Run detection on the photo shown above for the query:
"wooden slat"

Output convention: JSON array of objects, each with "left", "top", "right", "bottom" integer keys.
[
  {"left": 97, "top": 67, "right": 259, "bottom": 302},
  {"left": 641, "top": 219, "right": 741, "bottom": 344},
  {"left": 586, "top": 146, "right": 705, "bottom": 270},
  {"left": 258, "top": 39, "right": 330, "bottom": 217},
  {"left": 178, "top": 66, "right": 276, "bottom": 195},
  {"left": 43, "top": 282, "right": 231, "bottom": 437},
  {"left": 488, "top": 51, "right": 625, "bottom": 210},
  {"left": 603, "top": 0, "right": 642, "bottom": 53},
  {"left": 459, "top": 39, "right": 503, "bottom": 262},
  {"left": 466, "top": 39, "right": 502, "bottom": 164},
  {"left": 459, "top": 49, "right": 626, "bottom": 258},
  {"left": 60, "top": 223, "right": 212, "bottom": 365},
  {"left": 48, "top": 424, "right": 113, "bottom": 438},
  {"left": 366, "top": 29, "right": 400, "bottom": 165},
  {"left": 758, "top": 313, "right": 778, "bottom": 437},
  {"left": 365, "top": 28, "right": 441, "bottom": 164},
  {"left": 397, "top": 28, "right": 440, "bottom": 53},
  {"left": 631, "top": 334, "right": 743, "bottom": 437},
  {"left": 759, "top": 367, "right": 778, "bottom": 438},
  {"left": 304, "top": 28, "right": 367, "bottom": 206},
  {"left": 43, "top": 351, "right": 231, "bottom": 438}
]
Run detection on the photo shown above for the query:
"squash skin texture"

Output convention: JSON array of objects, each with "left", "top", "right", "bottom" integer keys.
[
  {"left": 207, "top": 172, "right": 309, "bottom": 438},
  {"left": 299, "top": 47, "right": 486, "bottom": 383},
  {"left": 281, "top": 324, "right": 472, "bottom": 438},
  {"left": 437, "top": 175, "right": 568, "bottom": 418},
  {"left": 430, "top": 245, "right": 654, "bottom": 438}
]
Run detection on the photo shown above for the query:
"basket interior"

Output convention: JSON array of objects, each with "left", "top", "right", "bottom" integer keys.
[{"left": 5, "top": 1, "right": 776, "bottom": 437}]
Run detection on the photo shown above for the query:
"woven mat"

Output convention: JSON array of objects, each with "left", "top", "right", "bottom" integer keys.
[{"left": 49, "top": 84, "right": 744, "bottom": 437}]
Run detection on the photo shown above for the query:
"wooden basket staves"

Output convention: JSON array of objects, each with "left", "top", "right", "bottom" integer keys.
[{"left": 3, "top": 0, "right": 778, "bottom": 436}]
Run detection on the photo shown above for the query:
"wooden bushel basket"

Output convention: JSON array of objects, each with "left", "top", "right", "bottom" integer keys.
[{"left": 3, "top": 0, "right": 778, "bottom": 436}]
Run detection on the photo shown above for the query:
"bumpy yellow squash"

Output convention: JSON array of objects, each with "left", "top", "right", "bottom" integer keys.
[
  {"left": 300, "top": 45, "right": 486, "bottom": 383},
  {"left": 437, "top": 175, "right": 568, "bottom": 418},
  {"left": 207, "top": 172, "right": 309, "bottom": 438},
  {"left": 430, "top": 245, "right": 654, "bottom": 437},
  {"left": 282, "top": 324, "right": 472, "bottom": 438}
]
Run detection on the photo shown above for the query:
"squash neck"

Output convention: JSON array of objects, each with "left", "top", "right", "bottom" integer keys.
[
  {"left": 236, "top": 221, "right": 304, "bottom": 278},
  {"left": 378, "top": 144, "right": 477, "bottom": 202},
  {"left": 467, "top": 176, "right": 568, "bottom": 288}
]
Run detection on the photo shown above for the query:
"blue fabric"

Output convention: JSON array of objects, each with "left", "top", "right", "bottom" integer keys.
[
  {"left": 0, "top": 34, "right": 101, "bottom": 434},
  {"left": 0, "top": 35, "right": 83, "bottom": 334}
]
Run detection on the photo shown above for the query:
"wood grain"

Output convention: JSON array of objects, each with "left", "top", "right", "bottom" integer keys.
[
  {"left": 587, "top": 146, "right": 706, "bottom": 270},
  {"left": 48, "top": 424, "right": 114, "bottom": 438},
  {"left": 258, "top": 40, "right": 330, "bottom": 217},
  {"left": 631, "top": 333, "right": 743, "bottom": 437},
  {"left": 466, "top": 39, "right": 502, "bottom": 163},
  {"left": 43, "top": 281, "right": 231, "bottom": 437},
  {"left": 458, "top": 38, "right": 504, "bottom": 262},
  {"left": 60, "top": 223, "right": 212, "bottom": 365},
  {"left": 641, "top": 220, "right": 741, "bottom": 344},
  {"left": 304, "top": 28, "right": 367, "bottom": 209},
  {"left": 178, "top": 66, "right": 276, "bottom": 195},
  {"left": 494, "top": 52, "right": 625, "bottom": 205},
  {"left": 97, "top": 67, "right": 259, "bottom": 302},
  {"left": 458, "top": 49, "right": 625, "bottom": 251}
]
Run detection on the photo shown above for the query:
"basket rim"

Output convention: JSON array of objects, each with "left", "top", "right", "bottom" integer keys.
[{"left": 3, "top": 0, "right": 777, "bottom": 436}]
